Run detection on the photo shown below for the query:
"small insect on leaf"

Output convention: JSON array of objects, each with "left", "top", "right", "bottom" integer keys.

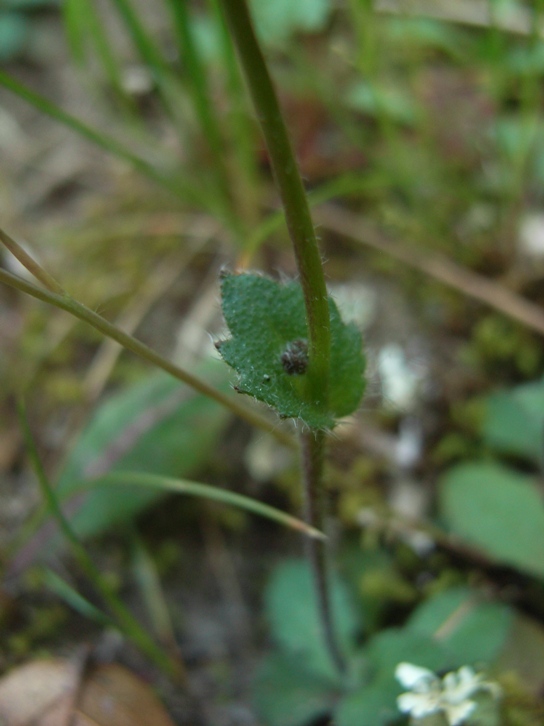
[{"left": 281, "top": 339, "right": 309, "bottom": 375}]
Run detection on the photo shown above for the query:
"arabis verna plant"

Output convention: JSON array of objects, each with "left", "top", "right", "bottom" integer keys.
[{"left": 218, "top": 0, "right": 365, "bottom": 676}]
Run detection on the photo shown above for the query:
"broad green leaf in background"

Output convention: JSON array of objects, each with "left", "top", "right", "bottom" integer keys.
[
  {"left": 406, "top": 586, "right": 513, "bottom": 666},
  {"left": 189, "top": 13, "right": 222, "bottom": 66},
  {"left": 253, "top": 652, "right": 338, "bottom": 726},
  {"left": 264, "top": 558, "right": 361, "bottom": 681},
  {"left": 494, "top": 117, "right": 542, "bottom": 166},
  {"left": 349, "top": 546, "right": 417, "bottom": 633},
  {"left": 503, "top": 44, "right": 544, "bottom": 78},
  {"left": 55, "top": 362, "right": 230, "bottom": 540},
  {"left": 439, "top": 462, "right": 544, "bottom": 578},
  {"left": 218, "top": 273, "right": 366, "bottom": 429},
  {"left": 335, "top": 677, "right": 401, "bottom": 726},
  {"left": 386, "top": 17, "right": 465, "bottom": 61},
  {"left": 365, "top": 628, "right": 451, "bottom": 678},
  {"left": 483, "top": 376, "right": 544, "bottom": 465},
  {"left": 250, "top": 0, "right": 331, "bottom": 47},
  {"left": 345, "top": 81, "right": 418, "bottom": 126},
  {"left": 166, "top": 0, "right": 333, "bottom": 62},
  {"left": 0, "top": 11, "right": 28, "bottom": 61}
]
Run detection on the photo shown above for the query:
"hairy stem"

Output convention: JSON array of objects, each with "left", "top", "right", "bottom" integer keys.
[
  {"left": 300, "top": 430, "right": 346, "bottom": 674},
  {"left": 219, "top": 0, "right": 330, "bottom": 404},
  {"left": 219, "top": 0, "right": 344, "bottom": 675}
]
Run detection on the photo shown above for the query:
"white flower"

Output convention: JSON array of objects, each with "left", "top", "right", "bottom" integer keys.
[{"left": 395, "top": 663, "right": 501, "bottom": 726}]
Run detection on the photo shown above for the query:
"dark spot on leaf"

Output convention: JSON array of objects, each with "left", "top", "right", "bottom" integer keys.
[{"left": 281, "top": 339, "right": 309, "bottom": 375}]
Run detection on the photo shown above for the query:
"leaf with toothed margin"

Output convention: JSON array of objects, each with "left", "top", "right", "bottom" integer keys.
[{"left": 217, "top": 273, "right": 366, "bottom": 429}]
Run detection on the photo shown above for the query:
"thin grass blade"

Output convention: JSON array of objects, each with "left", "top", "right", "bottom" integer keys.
[
  {"left": 63, "top": 0, "right": 134, "bottom": 109},
  {"left": 74, "top": 471, "right": 325, "bottom": 539},
  {"left": 62, "top": 0, "right": 89, "bottom": 66},
  {"left": 17, "top": 401, "right": 185, "bottom": 681},
  {"left": 0, "top": 70, "right": 203, "bottom": 205},
  {"left": 130, "top": 533, "right": 178, "bottom": 648},
  {"left": 43, "top": 568, "right": 114, "bottom": 627},
  {"left": 166, "top": 0, "right": 231, "bottom": 207},
  {"left": 208, "top": 0, "right": 260, "bottom": 233},
  {"left": 108, "top": 0, "right": 185, "bottom": 126}
]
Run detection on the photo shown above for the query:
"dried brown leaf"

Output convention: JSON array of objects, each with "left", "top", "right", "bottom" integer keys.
[
  {"left": 0, "top": 659, "right": 80, "bottom": 726},
  {"left": 0, "top": 659, "right": 176, "bottom": 726},
  {"left": 76, "top": 663, "right": 176, "bottom": 726}
]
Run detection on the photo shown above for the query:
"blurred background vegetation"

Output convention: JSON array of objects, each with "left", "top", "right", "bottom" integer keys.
[{"left": 2, "top": 1, "right": 544, "bottom": 725}]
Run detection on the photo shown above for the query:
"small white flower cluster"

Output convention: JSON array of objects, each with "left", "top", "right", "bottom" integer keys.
[{"left": 395, "top": 662, "right": 501, "bottom": 726}]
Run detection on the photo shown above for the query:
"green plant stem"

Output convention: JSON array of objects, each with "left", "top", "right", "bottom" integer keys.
[
  {"left": 300, "top": 430, "right": 346, "bottom": 674},
  {"left": 246, "top": 172, "right": 381, "bottom": 258},
  {"left": 219, "top": 0, "right": 330, "bottom": 403},
  {"left": 0, "top": 266, "right": 294, "bottom": 449},
  {"left": 18, "top": 401, "right": 186, "bottom": 683}
]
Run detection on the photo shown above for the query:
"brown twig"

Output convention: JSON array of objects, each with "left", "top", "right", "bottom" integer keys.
[{"left": 316, "top": 204, "right": 544, "bottom": 337}]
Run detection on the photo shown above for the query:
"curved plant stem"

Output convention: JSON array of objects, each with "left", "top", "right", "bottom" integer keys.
[
  {"left": 300, "top": 430, "right": 346, "bottom": 674},
  {"left": 0, "top": 267, "right": 294, "bottom": 449},
  {"left": 219, "top": 0, "right": 330, "bottom": 404}
]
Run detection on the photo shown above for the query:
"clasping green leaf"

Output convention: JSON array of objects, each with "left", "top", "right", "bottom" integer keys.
[{"left": 217, "top": 273, "right": 366, "bottom": 429}]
